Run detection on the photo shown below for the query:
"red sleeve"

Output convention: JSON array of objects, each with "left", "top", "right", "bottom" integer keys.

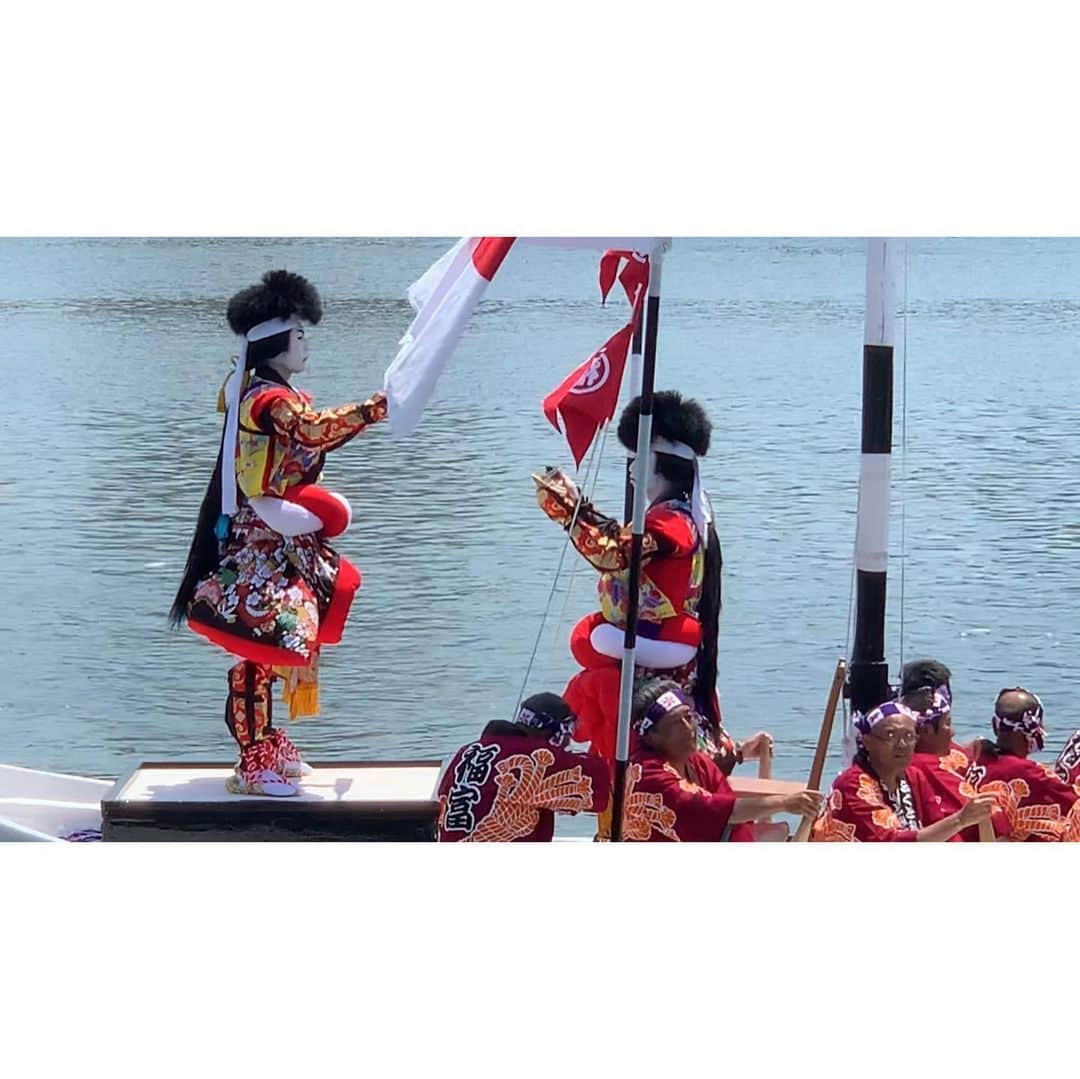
[
  {"left": 908, "top": 767, "right": 948, "bottom": 825},
  {"left": 907, "top": 767, "right": 965, "bottom": 842},
  {"left": 247, "top": 387, "right": 295, "bottom": 432},
  {"left": 645, "top": 505, "right": 697, "bottom": 557},
  {"left": 639, "top": 757, "right": 736, "bottom": 841},
  {"left": 1023, "top": 760, "right": 1080, "bottom": 816}
]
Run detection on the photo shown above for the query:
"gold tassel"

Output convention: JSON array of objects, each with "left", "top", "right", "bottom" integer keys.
[
  {"left": 286, "top": 680, "right": 319, "bottom": 721},
  {"left": 276, "top": 656, "right": 320, "bottom": 721},
  {"left": 216, "top": 361, "right": 249, "bottom": 413}
]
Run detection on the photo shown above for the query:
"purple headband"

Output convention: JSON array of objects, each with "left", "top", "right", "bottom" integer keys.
[
  {"left": 635, "top": 687, "right": 692, "bottom": 735},
  {"left": 911, "top": 684, "right": 952, "bottom": 730},
  {"left": 517, "top": 704, "right": 576, "bottom": 749},
  {"left": 992, "top": 689, "right": 1045, "bottom": 753},
  {"left": 854, "top": 700, "right": 915, "bottom": 743}
]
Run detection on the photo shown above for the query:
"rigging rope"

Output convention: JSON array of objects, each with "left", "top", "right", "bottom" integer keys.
[
  {"left": 898, "top": 243, "right": 909, "bottom": 671},
  {"left": 554, "top": 422, "right": 610, "bottom": 638},
  {"left": 513, "top": 428, "right": 609, "bottom": 717}
]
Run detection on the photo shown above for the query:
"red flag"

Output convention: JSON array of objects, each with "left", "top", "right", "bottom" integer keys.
[
  {"left": 542, "top": 323, "right": 634, "bottom": 467},
  {"left": 618, "top": 252, "right": 650, "bottom": 319},
  {"left": 599, "top": 252, "right": 621, "bottom": 305},
  {"left": 543, "top": 252, "right": 650, "bottom": 466},
  {"left": 599, "top": 250, "right": 650, "bottom": 316}
]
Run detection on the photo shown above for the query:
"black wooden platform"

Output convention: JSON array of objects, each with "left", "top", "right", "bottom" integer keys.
[{"left": 101, "top": 760, "right": 442, "bottom": 841}]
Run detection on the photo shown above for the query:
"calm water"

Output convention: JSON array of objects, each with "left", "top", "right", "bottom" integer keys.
[{"left": 3, "top": 238, "right": 1079, "bottom": 835}]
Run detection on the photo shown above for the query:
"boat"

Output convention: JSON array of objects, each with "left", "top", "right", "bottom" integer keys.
[
  {"left": 0, "top": 763, "right": 110, "bottom": 842},
  {"left": 0, "top": 238, "right": 906, "bottom": 843}
]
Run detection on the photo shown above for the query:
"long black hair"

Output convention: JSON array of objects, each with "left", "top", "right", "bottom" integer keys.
[
  {"left": 617, "top": 390, "right": 722, "bottom": 724},
  {"left": 168, "top": 271, "right": 322, "bottom": 626}
]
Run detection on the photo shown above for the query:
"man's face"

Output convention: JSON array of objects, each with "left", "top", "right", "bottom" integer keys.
[
  {"left": 904, "top": 687, "right": 953, "bottom": 746},
  {"left": 646, "top": 705, "right": 697, "bottom": 761},
  {"left": 864, "top": 715, "right": 918, "bottom": 772}
]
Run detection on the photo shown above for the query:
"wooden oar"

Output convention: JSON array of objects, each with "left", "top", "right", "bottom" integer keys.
[
  {"left": 758, "top": 740, "right": 773, "bottom": 781},
  {"left": 978, "top": 818, "right": 995, "bottom": 843},
  {"left": 793, "top": 658, "right": 847, "bottom": 843},
  {"left": 756, "top": 739, "right": 774, "bottom": 821}
]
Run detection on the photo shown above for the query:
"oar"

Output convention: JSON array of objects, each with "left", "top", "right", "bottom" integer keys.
[
  {"left": 793, "top": 658, "right": 847, "bottom": 843},
  {"left": 758, "top": 740, "right": 773, "bottom": 781},
  {"left": 755, "top": 739, "right": 775, "bottom": 822},
  {"left": 978, "top": 818, "right": 995, "bottom": 843}
]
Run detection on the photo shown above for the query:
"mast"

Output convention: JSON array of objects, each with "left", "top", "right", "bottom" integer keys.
[
  {"left": 610, "top": 249, "right": 665, "bottom": 842},
  {"left": 848, "top": 238, "right": 901, "bottom": 715},
  {"left": 623, "top": 303, "right": 646, "bottom": 520}
]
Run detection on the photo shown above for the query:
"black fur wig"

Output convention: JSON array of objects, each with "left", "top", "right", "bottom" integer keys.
[
  {"left": 226, "top": 270, "right": 323, "bottom": 336},
  {"left": 617, "top": 390, "right": 712, "bottom": 457},
  {"left": 168, "top": 270, "right": 323, "bottom": 627}
]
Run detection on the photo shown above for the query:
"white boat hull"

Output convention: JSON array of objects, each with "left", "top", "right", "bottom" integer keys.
[{"left": 0, "top": 763, "right": 111, "bottom": 842}]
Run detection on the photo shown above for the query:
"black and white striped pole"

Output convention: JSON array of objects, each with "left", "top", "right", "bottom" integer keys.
[
  {"left": 623, "top": 296, "right": 646, "bottom": 521},
  {"left": 610, "top": 244, "right": 667, "bottom": 842},
  {"left": 849, "top": 238, "right": 901, "bottom": 716}
]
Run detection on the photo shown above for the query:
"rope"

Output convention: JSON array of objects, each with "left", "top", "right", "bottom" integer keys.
[
  {"left": 898, "top": 243, "right": 909, "bottom": 669},
  {"left": 513, "top": 433, "right": 606, "bottom": 717},
  {"left": 554, "top": 422, "right": 610, "bottom": 636}
]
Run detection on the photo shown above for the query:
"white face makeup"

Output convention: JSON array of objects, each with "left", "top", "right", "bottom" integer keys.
[
  {"left": 628, "top": 450, "right": 670, "bottom": 503},
  {"left": 278, "top": 324, "right": 309, "bottom": 374}
]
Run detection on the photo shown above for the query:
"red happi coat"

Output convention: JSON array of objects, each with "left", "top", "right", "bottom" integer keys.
[
  {"left": 621, "top": 749, "right": 755, "bottom": 842},
  {"left": 437, "top": 732, "right": 611, "bottom": 842},
  {"left": 965, "top": 743, "right": 1080, "bottom": 842},
  {"left": 908, "top": 747, "right": 1013, "bottom": 841},
  {"left": 812, "top": 762, "right": 954, "bottom": 842},
  {"left": 1056, "top": 729, "right": 1080, "bottom": 786}
]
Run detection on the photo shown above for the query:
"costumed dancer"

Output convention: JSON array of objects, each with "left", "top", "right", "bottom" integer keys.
[
  {"left": 965, "top": 687, "right": 1080, "bottom": 841},
  {"left": 436, "top": 693, "right": 611, "bottom": 842},
  {"left": 170, "top": 270, "right": 387, "bottom": 796},
  {"left": 533, "top": 392, "right": 771, "bottom": 818}
]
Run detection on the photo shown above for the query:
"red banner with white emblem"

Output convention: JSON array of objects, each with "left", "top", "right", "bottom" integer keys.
[{"left": 542, "top": 252, "right": 649, "bottom": 467}]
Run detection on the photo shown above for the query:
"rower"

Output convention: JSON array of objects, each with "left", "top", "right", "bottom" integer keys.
[
  {"left": 902, "top": 661, "right": 1011, "bottom": 841},
  {"left": 966, "top": 688, "right": 1080, "bottom": 841},
  {"left": 813, "top": 701, "right": 994, "bottom": 842},
  {"left": 620, "top": 680, "right": 820, "bottom": 842},
  {"left": 436, "top": 693, "right": 610, "bottom": 842}
]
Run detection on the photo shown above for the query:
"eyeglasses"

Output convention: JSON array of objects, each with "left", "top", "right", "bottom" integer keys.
[{"left": 867, "top": 728, "right": 918, "bottom": 747}]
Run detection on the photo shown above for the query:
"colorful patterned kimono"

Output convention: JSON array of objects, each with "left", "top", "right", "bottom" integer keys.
[
  {"left": 186, "top": 374, "right": 385, "bottom": 779},
  {"left": 908, "top": 747, "right": 1013, "bottom": 841},
  {"left": 965, "top": 744, "right": 1080, "bottom": 842},
  {"left": 537, "top": 486, "right": 706, "bottom": 766},
  {"left": 812, "top": 762, "right": 953, "bottom": 842},
  {"left": 437, "top": 731, "right": 611, "bottom": 842},
  {"left": 621, "top": 748, "right": 755, "bottom": 842}
]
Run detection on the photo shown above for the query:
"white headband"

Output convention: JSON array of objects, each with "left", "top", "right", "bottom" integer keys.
[
  {"left": 631, "top": 435, "right": 712, "bottom": 538},
  {"left": 219, "top": 317, "right": 299, "bottom": 517},
  {"left": 246, "top": 316, "right": 297, "bottom": 343},
  {"left": 650, "top": 436, "right": 696, "bottom": 461}
]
